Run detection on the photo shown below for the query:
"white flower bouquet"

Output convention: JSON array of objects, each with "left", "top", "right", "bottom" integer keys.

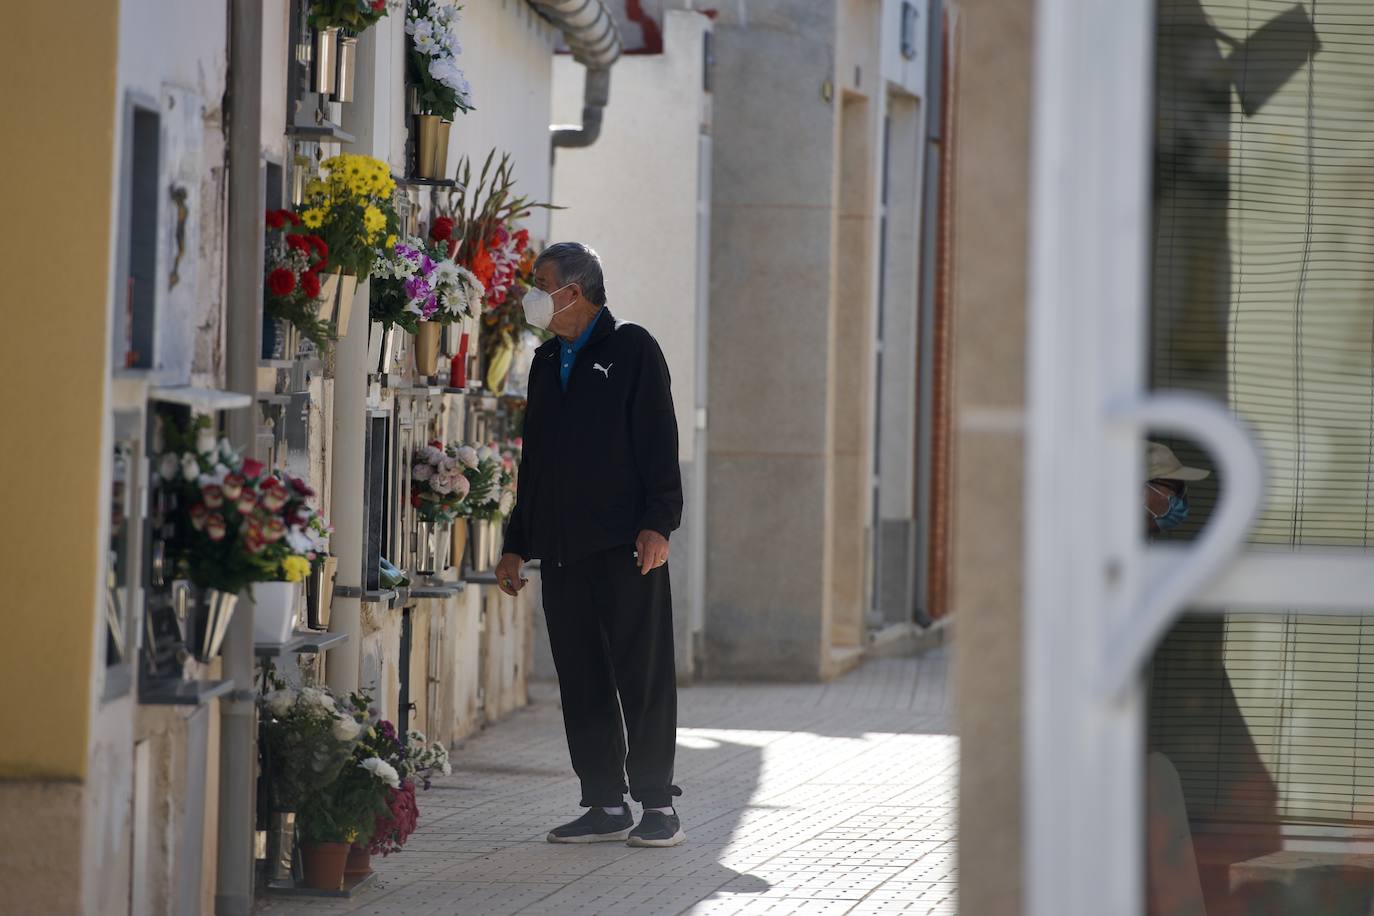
[{"left": 406, "top": 0, "right": 474, "bottom": 119}]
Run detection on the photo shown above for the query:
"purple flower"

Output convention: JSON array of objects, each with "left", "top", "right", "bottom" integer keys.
[
  {"left": 420, "top": 255, "right": 436, "bottom": 277},
  {"left": 395, "top": 243, "right": 418, "bottom": 261},
  {"left": 404, "top": 276, "right": 432, "bottom": 303}
]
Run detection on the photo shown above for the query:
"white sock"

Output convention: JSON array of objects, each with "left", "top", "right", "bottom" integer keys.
[
  {"left": 647, "top": 806, "right": 674, "bottom": 815},
  {"left": 601, "top": 805, "right": 625, "bottom": 815}
]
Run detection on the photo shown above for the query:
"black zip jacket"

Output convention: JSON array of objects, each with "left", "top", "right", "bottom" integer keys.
[{"left": 501, "top": 308, "right": 683, "bottom": 565}]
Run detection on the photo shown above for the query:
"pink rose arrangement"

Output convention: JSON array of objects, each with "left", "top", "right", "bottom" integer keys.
[{"left": 156, "top": 416, "right": 331, "bottom": 593}]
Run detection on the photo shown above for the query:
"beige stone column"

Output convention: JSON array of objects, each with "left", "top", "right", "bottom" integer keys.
[{"left": 947, "top": 0, "right": 1034, "bottom": 913}]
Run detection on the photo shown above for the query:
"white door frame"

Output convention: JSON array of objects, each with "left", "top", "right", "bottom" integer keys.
[{"left": 1023, "top": 2, "right": 1373, "bottom": 913}]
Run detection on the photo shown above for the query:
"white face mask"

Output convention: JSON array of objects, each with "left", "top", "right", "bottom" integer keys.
[{"left": 522, "top": 283, "right": 575, "bottom": 330}]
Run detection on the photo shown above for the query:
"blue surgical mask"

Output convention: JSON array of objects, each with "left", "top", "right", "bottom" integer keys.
[{"left": 1148, "top": 484, "right": 1190, "bottom": 532}]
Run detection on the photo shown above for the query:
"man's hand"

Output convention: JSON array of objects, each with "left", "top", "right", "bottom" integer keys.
[
  {"left": 634, "top": 529, "right": 670, "bottom": 576},
  {"left": 496, "top": 552, "right": 527, "bottom": 597}
]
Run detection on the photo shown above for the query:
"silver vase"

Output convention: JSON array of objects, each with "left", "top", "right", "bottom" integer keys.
[
  {"left": 331, "top": 34, "right": 357, "bottom": 102},
  {"left": 414, "top": 520, "right": 452, "bottom": 575},
  {"left": 267, "top": 811, "right": 298, "bottom": 888},
  {"left": 193, "top": 588, "right": 239, "bottom": 662},
  {"left": 306, "top": 556, "right": 337, "bottom": 630},
  {"left": 312, "top": 27, "right": 339, "bottom": 95},
  {"left": 471, "top": 520, "right": 493, "bottom": 573}
]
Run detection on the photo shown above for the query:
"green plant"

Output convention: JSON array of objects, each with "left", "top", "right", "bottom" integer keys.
[
  {"left": 299, "top": 749, "right": 398, "bottom": 845},
  {"left": 308, "top": 0, "right": 391, "bottom": 32},
  {"left": 259, "top": 679, "right": 367, "bottom": 811}
]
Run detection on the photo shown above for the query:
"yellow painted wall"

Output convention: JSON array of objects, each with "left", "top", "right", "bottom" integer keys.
[{"left": 0, "top": 3, "right": 120, "bottom": 779}]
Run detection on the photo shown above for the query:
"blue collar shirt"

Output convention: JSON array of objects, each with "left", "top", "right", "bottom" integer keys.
[{"left": 558, "top": 307, "right": 605, "bottom": 390}]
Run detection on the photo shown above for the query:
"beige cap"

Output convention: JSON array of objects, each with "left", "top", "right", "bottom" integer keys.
[{"left": 1146, "top": 441, "right": 1210, "bottom": 482}]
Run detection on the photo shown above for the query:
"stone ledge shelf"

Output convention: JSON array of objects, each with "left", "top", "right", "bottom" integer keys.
[
  {"left": 149, "top": 386, "right": 253, "bottom": 412},
  {"left": 287, "top": 122, "right": 355, "bottom": 144},
  {"left": 409, "top": 583, "right": 464, "bottom": 599},
  {"left": 333, "top": 585, "right": 398, "bottom": 604},
  {"left": 254, "top": 630, "right": 350, "bottom": 657},
  {"left": 140, "top": 678, "right": 236, "bottom": 706}
]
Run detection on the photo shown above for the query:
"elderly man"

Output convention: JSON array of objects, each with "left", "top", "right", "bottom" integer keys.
[{"left": 496, "top": 242, "right": 685, "bottom": 848}]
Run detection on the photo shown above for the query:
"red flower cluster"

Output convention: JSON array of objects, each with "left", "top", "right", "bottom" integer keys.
[
  {"left": 265, "top": 210, "right": 330, "bottom": 305},
  {"left": 371, "top": 0, "right": 386, "bottom": 8},
  {"left": 369, "top": 781, "right": 420, "bottom": 856},
  {"left": 266, "top": 209, "right": 302, "bottom": 231}
]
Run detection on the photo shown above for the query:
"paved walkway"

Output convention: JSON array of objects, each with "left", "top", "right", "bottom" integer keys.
[{"left": 261, "top": 652, "right": 957, "bottom": 915}]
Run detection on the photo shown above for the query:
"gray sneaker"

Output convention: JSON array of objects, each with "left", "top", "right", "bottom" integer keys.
[
  {"left": 546, "top": 807, "right": 634, "bottom": 844},
  {"left": 627, "top": 809, "right": 685, "bottom": 848}
]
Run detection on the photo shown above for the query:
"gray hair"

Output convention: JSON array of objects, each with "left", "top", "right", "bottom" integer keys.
[{"left": 534, "top": 242, "right": 607, "bottom": 307}]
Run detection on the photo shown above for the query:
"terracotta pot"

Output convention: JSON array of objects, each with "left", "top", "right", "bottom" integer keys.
[
  {"left": 344, "top": 844, "right": 372, "bottom": 878},
  {"left": 414, "top": 115, "right": 450, "bottom": 179},
  {"left": 300, "top": 841, "right": 349, "bottom": 891},
  {"left": 450, "top": 517, "right": 469, "bottom": 572},
  {"left": 413, "top": 321, "right": 442, "bottom": 377}
]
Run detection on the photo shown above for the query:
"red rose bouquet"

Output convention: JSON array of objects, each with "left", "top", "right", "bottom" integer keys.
[{"left": 264, "top": 209, "right": 333, "bottom": 348}]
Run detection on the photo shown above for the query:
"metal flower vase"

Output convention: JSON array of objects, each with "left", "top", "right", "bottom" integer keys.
[
  {"left": 312, "top": 27, "right": 339, "bottom": 95},
  {"left": 471, "top": 520, "right": 494, "bottom": 573},
  {"left": 450, "top": 518, "right": 469, "bottom": 573},
  {"left": 413, "top": 321, "right": 442, "bottom": 377},
  {"left": 367, "top": 321, "right": 403, "bottom": 376},
  {"left": 266, "top": 812, "right": 298, "bottom": 888},
  {"left": 319, "top": 271, "right": 358, "bottom": 339},
  {"left": 306, "top": 555, "right": 337, "bottom": 630},
  {"left": 262, "top": 316, "right": 300, "bottom": 361},
  {"left": 414, "top": 520, "right": 451, "bottom": 576},
  {"left": 188, "top": 587, "right": 239, "bottom": 663},
  {"left": 413, "top": 115, "right": 451, "bottom": 179},
  {"left": 331, "top": 33, "right": 358, "bottom": 102}
]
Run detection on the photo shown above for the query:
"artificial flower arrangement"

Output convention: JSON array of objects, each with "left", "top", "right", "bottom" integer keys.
[
  {"left": 405, "top": 0, "right": 475, "bottom": 120},
  {"left": 453, "top": 443, "right": 513, "bottom": 522},
  {"left": 299, "top": 153, "right": 400, "bottom": 280},
  {"left": 259, "top": 677, "right": 369, "bottom": 812},
  {"left": 154, "top": 416, "right": 330, "bottom": 595},
  {"left": 264, "top": 209, "right": 333, "bottom": 348},
  {"left": 438, "top": 151, "right": 555, "bottom": 390},
  {"left": 370, "top": 234, "right": 485, "bottom": 333},
  {"left": 294, "top": 688, "right": 399, "bottom": 852},
  {"left": 308, "top": 0, "right": 391, "bottom": 31},
  {"left": 409, "top": 440, "right": 471, "bottom": 524},
  {"left": 357, "top": 720, "right": 452, "bottom": 856}
]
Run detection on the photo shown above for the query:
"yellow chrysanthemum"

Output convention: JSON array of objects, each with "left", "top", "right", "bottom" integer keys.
[
  {"left": 384, "top": 234, "right": 397, "bottom": 248},
  {"left": 281, "top": 555, "right": 312, "bottom": 583},
  {"left": 363, "top": 204, "right": 386, "bottom": 240},
  {"left": 301, "top": 208, "right": 325, "bottom": 229}
]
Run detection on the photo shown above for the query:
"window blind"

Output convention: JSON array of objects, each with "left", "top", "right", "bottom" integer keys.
[{"left": 1149, "top": 0, "right": 1374, "bottom": 829}]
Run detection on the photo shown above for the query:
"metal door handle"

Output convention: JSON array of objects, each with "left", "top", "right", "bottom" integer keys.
[{"left": 1101, "top": 392, "right": 1263, "bottom": 696}]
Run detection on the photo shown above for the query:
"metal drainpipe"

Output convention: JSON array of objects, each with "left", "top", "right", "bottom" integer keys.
[
  {"left": 325, "top": 20, "right": 385, "bottom": 698},
  {"left": 525, "top": 0, "right": 621, "bottom": 153},
  {"left": 218, "top": 1, "right": 264, "bottom": 913}
]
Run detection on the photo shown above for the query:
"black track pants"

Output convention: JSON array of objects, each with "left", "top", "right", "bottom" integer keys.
[{"left": 541, "top": 545, "right": 680, "bottom": 809}]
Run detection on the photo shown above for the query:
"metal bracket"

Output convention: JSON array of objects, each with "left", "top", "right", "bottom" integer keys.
[{"left": 1099, "top": 392, "right": 1263, "bottom": 697}]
